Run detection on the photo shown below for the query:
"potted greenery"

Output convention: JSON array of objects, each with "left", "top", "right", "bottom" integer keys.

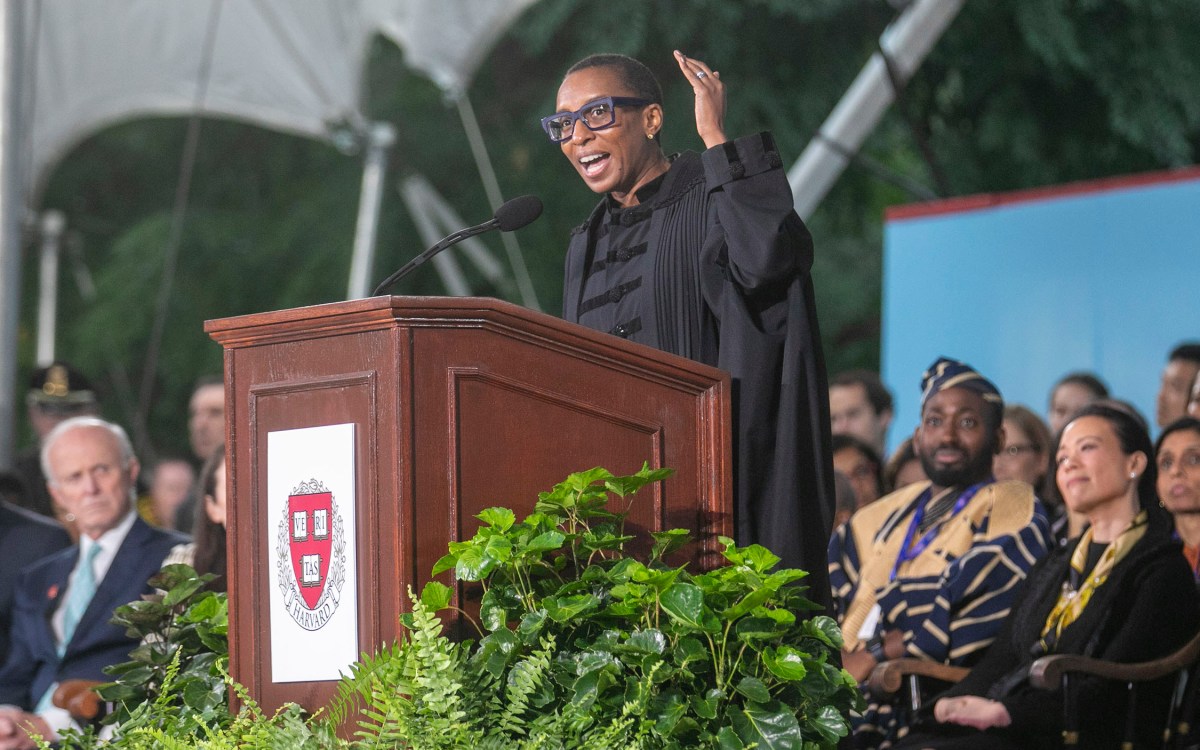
[
  {"left": 49, "top": 464, "right": 858, "bottom": 749},
  {"left": 332, "top": 463, "right": 860, "bottom": 748}
]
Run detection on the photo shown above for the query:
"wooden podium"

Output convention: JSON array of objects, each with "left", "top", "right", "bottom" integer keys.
[{"left": 205, "top": 296, "right": 732, "bottom": 714}]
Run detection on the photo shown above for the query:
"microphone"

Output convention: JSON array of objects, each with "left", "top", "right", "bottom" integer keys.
[{"left": 372, "top": 195, "right": 543, "bottom": 296}]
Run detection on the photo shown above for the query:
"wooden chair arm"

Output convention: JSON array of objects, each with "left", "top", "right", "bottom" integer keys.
[
  {"left": 52, "top": 679, "right": 105, "bottom": 723},
  {"left": 867, "top": 658, "right": 970, "bottom": 697},
  {"left": 1029, "top": 631, "right": 1200, "bottom": 690}
]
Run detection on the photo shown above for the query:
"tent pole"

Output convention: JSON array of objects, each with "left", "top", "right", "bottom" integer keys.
[
  {"left": 455, "top": 95, "right": 541, "bottom": 311},
  {"left": 35, "top": 210, "right": 64, "bottom": 366},
  {"left": 347, "top": 122, "right": 395, "bottom": 299},
  {"left": 0, "top": 1, "right": 25, "bottom": 470},
  {"left": 788, "top": 0, "right": 963, "bottom": 220}
]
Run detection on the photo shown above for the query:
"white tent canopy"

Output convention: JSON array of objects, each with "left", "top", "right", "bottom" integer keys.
[
  {"left": 0, "top": 0, "right": 538, "bottom": 466},
  {"left": 20, "top": 0, "right": 538, "bottom": 202}
]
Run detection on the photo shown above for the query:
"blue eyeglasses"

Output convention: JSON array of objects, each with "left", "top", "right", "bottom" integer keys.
[{"left": 540, "top": 96, "right": 652, "bottom": 143}]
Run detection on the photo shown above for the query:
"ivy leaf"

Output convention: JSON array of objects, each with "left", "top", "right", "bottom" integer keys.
[
  {"left": 652, "top": 691, "right": 687, "bottom": 736},
  {"left": 637, "top": 565, "right": 684, "bottom": 592},
  {"left": 650, "top": 528, "right": 691, "bottom": 561},
  {"left": 419, "top": 581, "right": 452, "bottom": 612},
  {"left": 455, "top": 544, "right": 496, "bottom": 581},
  {"left": 730, "top": 702, "right": 804, "bottom": 749},
  {"left": 479, "top": 588, "right": 510, "bottom": 632},
  {"left": 569, "top": 667, "right": 615, "bottom": 710},
  {"left": 800, "top": 615, "right": 844, "bottom": 649},
  {"left": 661, "top": 583, "right": 718, "bottom": 632},
  {"left": 474, "top": 627, "right": 519, "bottom": 677},
  {"left": 762, "top": 646, "right": 808, "bottom": 682},
  {"left": 724, "top": 588, "right": 775, "bottom": 620},
  {"left": 483, "top": 534, "right": 513, "bottom": 563},
  {"left": 673, "top": 636, "right": 709, "bottom": 668},
  {"left": 690, "top": 687, "right": 725, "bottom": 719},
  {"left": 740, "top": 544, "right": 782, "bottom": 574},
  {"left": 716, "top": 725, "right": 747, "bottom": 749},
  {"left": 809, "top": 704, "right": 850, "bottom": 744},
  {"left": 604, "top": 463, "right": 672, "bottom": 497},
  {"left": 517, "top": 609, "right": 547, "bottom": 643},
  {"left": 624, "top": 629, "right": 667, "bottom": 655},
  {"left": 476, "top": 506, "right": 516, "bottom": 531},
  {"left": 524, "top": 530, "right": 566, "bottom": 554},
  {"left": 734, "top": 676, "right": 773, "bottom": 703},
  {"left": 162, "top": 577, "right": 206, "bottom": 608},
  {"left": 431, "top": 551, "right": 458, "bottom": 576},
  {"left": 179, "top": 594, "right": 222, "bottom": 623},
  {"left": 545, "top": 593, "right": 600, "bottom": 622}
]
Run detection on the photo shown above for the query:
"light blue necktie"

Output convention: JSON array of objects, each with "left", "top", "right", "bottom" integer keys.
[
  {"left": 59, "top": 542, "right": 101, "bottom": 656},
  {"left": 35, "top": 543, "right": 102, "bottom": 713}
]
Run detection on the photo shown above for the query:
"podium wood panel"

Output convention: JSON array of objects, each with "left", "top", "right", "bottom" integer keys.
[{"left": 206, "top": 296, "right": 732, "bottom": 716}]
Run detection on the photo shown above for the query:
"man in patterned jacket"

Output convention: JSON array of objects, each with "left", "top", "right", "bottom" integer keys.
[{"left": 828, "top": 357, "right": 1051, "bottom": 748}]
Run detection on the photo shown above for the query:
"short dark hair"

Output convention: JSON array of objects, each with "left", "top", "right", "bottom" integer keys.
[
  {"left": 831, "top": 433, "right": 882, "bottom": 466},
  {"left": 1169, "top": 342, "right": 1200, "bottom": 366},
  {"left": 1053, "top": 371, "right": 1109, "bottom": 400},
  {"left": 566, "top": 53, "right": 663, "bottom": 105},
  {"left": 830, "top": 369, "right": 893, "bottom": 416},
  {"left": 1155, "top": 416, "right": 1200, "bottom": 455},
  {"left": 831, "top": 433, "right": 884, "bottom": 499}
]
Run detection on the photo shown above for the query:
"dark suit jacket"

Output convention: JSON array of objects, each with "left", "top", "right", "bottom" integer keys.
[
  {"left": 0, "top": 502, "right": 71, "bottom": 665},
  {"left": 0, "top": 516, "right": 186, "bottom": 709}
]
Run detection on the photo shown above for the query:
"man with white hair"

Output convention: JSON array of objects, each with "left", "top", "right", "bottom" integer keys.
[{"left": 0, "top": 417, "right": 185, "bottom": 748}]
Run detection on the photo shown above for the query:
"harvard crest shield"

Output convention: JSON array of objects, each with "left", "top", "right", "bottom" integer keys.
[{"left": 275, "top": 479, "right": 346, "bottom": 630}]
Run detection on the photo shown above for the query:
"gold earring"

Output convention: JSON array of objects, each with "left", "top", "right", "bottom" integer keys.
[{"left": 647, "top": 132, "right": 655, "bottom": 140}]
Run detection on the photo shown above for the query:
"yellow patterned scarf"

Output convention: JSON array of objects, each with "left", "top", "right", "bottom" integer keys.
[{"left": 1040, "top": 510, "right": 1148, "bottom": 650}]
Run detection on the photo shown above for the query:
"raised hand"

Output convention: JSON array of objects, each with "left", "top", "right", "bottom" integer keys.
[{"left": 674, "top": 50, "right": 727, "bottom": 149}]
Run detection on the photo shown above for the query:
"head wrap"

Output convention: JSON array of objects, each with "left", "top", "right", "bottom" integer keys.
[{"left": 920, "top": 356, "right": 1003, "bottom": 409}]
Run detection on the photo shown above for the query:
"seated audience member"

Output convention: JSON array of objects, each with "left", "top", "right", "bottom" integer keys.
[
  {"left": 163, "top": 445, "right": 227, "bottom": 592},
  {"left": 883, "top": 436, "right": 926, "bottom": 493},
  {"left": 1187, "top": 369, "right": 1200, "bottom": 420},
  {"left": 830, "top": 369, "right": 894, "bottom": 459},
  {"left": 0, "top": 481, "right": 71, "bottom": 666},
  {"left": 895, "top": 402, "right": 1200, "bottom": 750},
  {"left": 1046, "top": 371, "right": 1108, "bottom": 437},
  {"left": 147, "top": 457, "right": 195, "bottom": 531},
  {"left": 1157, "top": 416, "right": 1200, "bottom": 585},
  {"left": 0, "top": 417, "right": 186, "bottom": 748},
  {"left": 995, "top": 405, "right": 1074, "bottom": 543},
  {"left": 11, "top": 362, "right": 100, "bottom": 519},
  {"left": 832, "top": 434, "right": 884, "bottom": 510},
  {"left": 993, "top": 405, "right": 1052, "bottom": 492},
  {"left": 833, "top": 470, "right": 859, "bottom": 529},
  {"left": 173, "top": 376, "right": 225, "bottom": 534},
  {"left": 1156, "top": 342, "right": 1200, "bottom": 430},
  {"left": 828, "top": 357, "right": 1050, "bottom": 748}
]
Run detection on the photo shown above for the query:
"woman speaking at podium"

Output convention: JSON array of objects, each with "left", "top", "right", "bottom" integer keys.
[{"left": 542, "top": 50, "right": 833, "bottom": 604}]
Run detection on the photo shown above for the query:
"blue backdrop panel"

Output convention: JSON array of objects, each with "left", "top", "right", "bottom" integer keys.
[{"left": 881, "top": 169, "right": 1200, "bottom": 454}]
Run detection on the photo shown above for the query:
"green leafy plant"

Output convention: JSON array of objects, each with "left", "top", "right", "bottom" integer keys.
[
  {"left": 100, "top": 565, "right": 230, "bottom": 733},
  {"left": 49, "top": 465, "right": 858, "bottom": 749},
  {"left": 335, "top": 463, "right": 862, "bottom": 748}
]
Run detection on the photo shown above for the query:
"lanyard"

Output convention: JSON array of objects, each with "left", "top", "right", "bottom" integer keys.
[{"left": 889, "top": 481, "right": 989, "bottom": 582}]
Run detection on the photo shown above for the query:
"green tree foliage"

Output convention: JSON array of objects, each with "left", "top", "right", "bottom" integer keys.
[{"left": 18, "top": 0, "right": 1200, "bottom": 459}]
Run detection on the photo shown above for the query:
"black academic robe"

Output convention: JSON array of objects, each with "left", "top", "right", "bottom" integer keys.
[{"left": 562, "top": 132, "right": 834, "bottom": 609}]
